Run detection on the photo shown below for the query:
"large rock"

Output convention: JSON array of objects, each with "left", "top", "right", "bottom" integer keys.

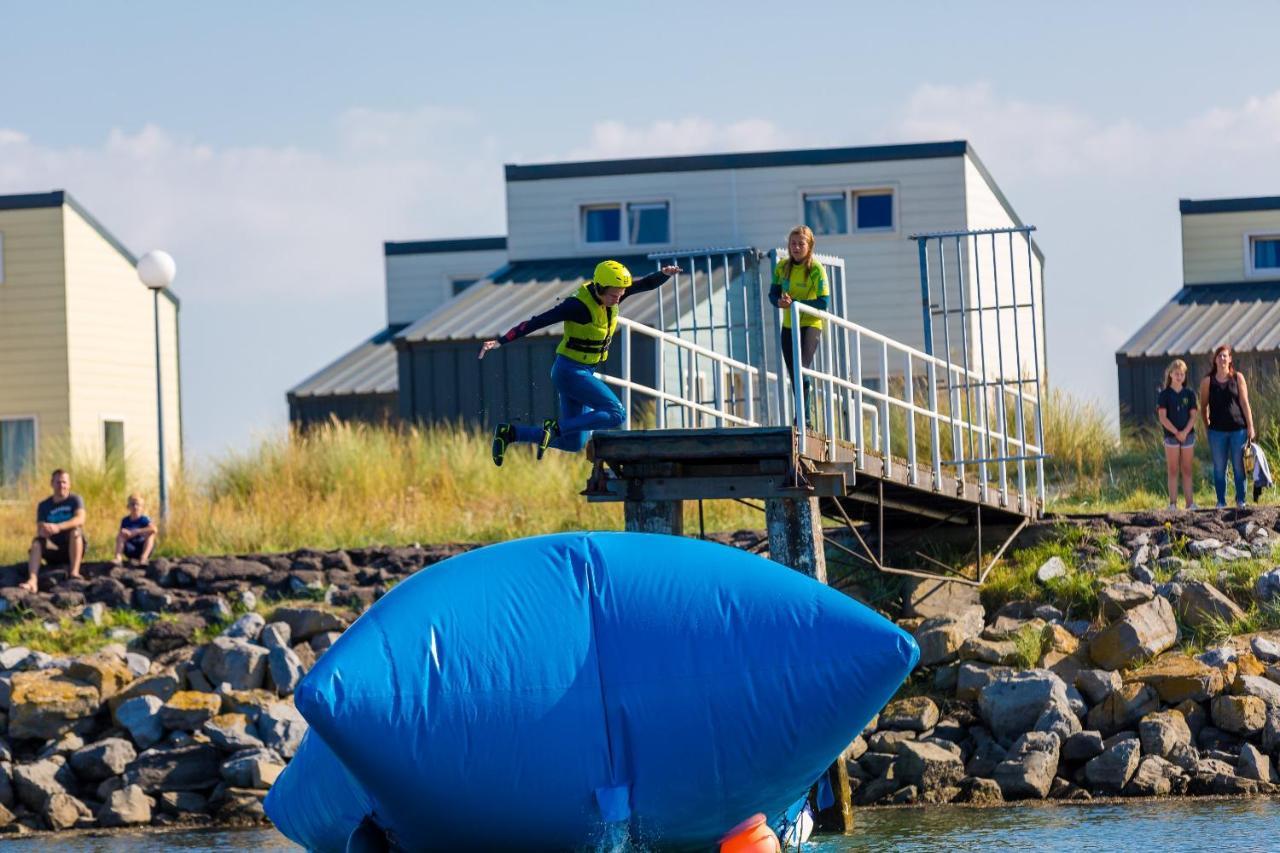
[
  {"left": 1087, "top": 683, "right": 1160, "bottom": 735},
  {"left": 98, "top": 784, "right": 153, "bottom": 827},
  {"left": 222, "top": 612, "right": 266, "bottom": 642},
  {"left": 978, "top": 670, "right": 1071, "bottom": 747},
  {"left": 915, "top": 606, "right": 985, "bottom": 667},
  {"left": 1235, "top": 674, "right": 1280, "bottom": 709},
  {"left": 1139, "top": 710, "right": 1192, "bottom": 759},
  {"left": 1177, "top": 581, "right": 1247, "bottom": 628},
  {"left": 270, "top": 607, "right": 349, "bottom": 642},
  {"left": 115, "top": 695, "right": 165, "bottom": 749},
  {"left": 1036, "top": 556, "right": 1068, "bottom": 583},
  {"left": 954, "top": 776, "right": 1004, "bottom": 805},
  {"left": 160, "top": 691, "right": 223, "bottom": 731},
  {"left": 1033, "top": 702, "right": 1082, "bottom": 742},
  {"left": 903, "top": 578, "right": 981, "bottom": 619},
  {"left": 964, "top": 730, "right": 1007, "bottom": 778},
  {"left": 109, "top": 671, "right": 180, "bottom": 713},
  {"left": 956, "top": 663, "right": 1013, "bottom": 702},
  {"left": 1127, "top": 655, "right": 1225, "bottom": 704},
  {"left": 1100, "top": 581, "right": 1156, "bottom": 619},
  {"left": 124, "top": 743, "right": 222, "bottom": 793},
  {"left": 203, "top": 713, "right": 265, "bottom": 752},
  {"left": 879, "top": 697, "right": 940, "bottom": 732},
  {"left": 8, "top": 671, "right": 101, "bottom": 740},
  {"left": 1062, "top": 730, "right": 1105, "bottom": 763},
  {"left": 259, "top": 622, "right": 292, "bottom": 652},
  {"left": 69, "top": 738, "right": 136, "bottom": 782},
  {"left": 1124, "top": 755, "right": 1183, "bottom": 796},
  {"left": 219, "top": 747, "right": 283, "bottom": 788},
  {"left": 958, "top": 637, "right": 1016, "bottom": 665},
  {"left": 1076, "top": 669, "right": 1122, "bottom": 705},
  {"left": 267, "top": 646, "right": 305, "bottom": 697},
  {"left": 1089, "top": 597, "right": 1179, "bottom": 671},
  {"left": 1211, "top": 694, "right": 1266, "bottom": 735},
  {"left": 65, "top": 653, "right": 134, "bottom": 701},
  {"left": 1239, "top": 742, "right": 1275, "bottom": 784},
  {"left": 200, "top": 637, "right": 269, "bottom": 691},
  {"left": 43, "top": 791, "right": 91, "bottom": 831},
  {"left": 256, "top": 701, "right": 307, "bottom": 759},
  {"left": 11, "top": 757, "right": 75, "bottom": 809},
  {"left": 992, "top": 731, "right": 1059, "bottom": 799},
  {"left": 1085, "top": 737, "right": 1141, "bottom": 793},
  {"left": 894, "top": 741, "right": 965, "bottom": 792},
  {"left": 1255, "top": 569, "right": 1280, "bottom": 604}
]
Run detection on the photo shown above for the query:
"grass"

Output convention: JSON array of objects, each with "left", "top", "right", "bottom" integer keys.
[
  {"left": 0, "top": 609, "right": 151, "bottom": 656},
  {"left": 0, "top": 420, "right": 762, "bottom": 563}
]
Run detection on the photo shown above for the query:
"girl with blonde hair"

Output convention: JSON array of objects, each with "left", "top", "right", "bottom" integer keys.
[
  {"left": 770, "top": 225, "right": 829, "bottom": 420},
  {"left": 1156, "top": 358, "right": 1198, "bottom": 510}
]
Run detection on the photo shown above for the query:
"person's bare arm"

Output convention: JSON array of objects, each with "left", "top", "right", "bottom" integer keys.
[
  {"left": 1156, "top": 406, "right": 1180, "bottom": 438},
  {"left": 1238, "top": 373, "right": 1256, "bottom": 440},
  {"left": 57, "top": 507, "right": 86, "bottom": 533},
  {"left": 1199, "top": 377, "right": 1211, "bottom": 431}
]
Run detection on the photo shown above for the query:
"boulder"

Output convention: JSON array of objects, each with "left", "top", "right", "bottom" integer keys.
[
  {"left": 894, "top": 740, "right": 964, "bottom": 793},
  {"left": 203, "top": 713, "right": 265, "bottom": 752},
  {"left": 259, "top": 622, "right": 292, "bottom": 652},
  {"left": 11, "top": 757, "right": 75, "bottom": 810},
  {"left": 1076, "top": 669, "right": 1122, "bottom": 705},
  {"left": 1100, "top": 581, "right": 1156, "bottom": 619},
  {"left": 1123, "top": 755, "right": 1182, "bottom": 796},
  {"left": 69, "top": 737, "right": 136, "bottom": 782},
  {"left": 250, "top": 757, "right": 285, "bottom": 790},
  {"left": 8, "top": 671, "right": 101, "bottom": 740},
  {"left": 879, "top": 697, "right": 940, "bottom": 732},
  {"left": 867, "top": 730, "right": 916, "bottom": 754},
  {"left": 958, "top": 637, "right": 1016, "bottom": 665},
  {"left": 1235, "top": 674, "right": 1280, "bottom": 709},
  {"left": 956, "top": 663, "right": 1012, "bottom": 702},
  {"left": 66, "top": 653, "right": 134, "bottom": 701},
  {"left": 1251, "top": 636, "right": 1280, "bottom": 663},
  {"left": 978, "top": 670, "right": 1071, "bottom": 747},
  {"left": 1036, "top": 556, "right": 1068, "bottom": 583},
  {"left": 953, "top": 776, "right": 1003, "bottom": 804},
  {"left": 220, "top": 747, "right": 283, "bottom": 788},
  {"left": 97, "top": 783, "right": 153, "bottom": 827},
  {"left": 992, "top": 731, "right": 1059, "bottom": 799},
  {"left": 310, "top": 632, "right": 342, "bottom": 654},
  {"left": 1089, "top": 597, "right": 1179, "bottom": 671},
  {"left": 1062, "top": 730, "right": 1105, "bottom": 763},
  {"left": 267, "top": 646, "right": 305, "bottom": 697},
  {"left": 222, "top": 613, "right": 266, "bottom": 643},
  {"left": 43, "top": 791, "right": 91, "bottom": 831},
  {"left": 160, "top": 691, "right": 223, "bottom": 731},
  {"left": 1191, "top": 759, "right": 1257, "bottom": 796},
  {"left": 115, "top": 695, "right": 166, "bottom": 749},
  {"left": 256, "top": 701, "right": 307, "bottom": 758},
  {"left": 109, "top": 671, "right": 180, "bottom": 713},
  {"left": 200, "top": 638, "right": 269, "bottom": 691},
  {"left": 1033, "top": 702, "right": 1082, "bottom": 742},
  {"left": 124, "top": 743, "right": 222, "bottom": 793},
  {"left": 270, "top": 607, "right": 349, "bottom": 642},
  {"left": 1188, "top": 539, "right": 1224, "bottom": 557},
  {"left": 1138, "top": 711, "right": 1192, "bottom": 759},
  {"left": 1177, "top": 581, "right": 1247, "bottom": 628},
  {"left": 158, "top": 790, "right": 208, "bottom": 815},
  {"left": 1085, "top": 737, "right": 1141, "bottom": 793},
  {"left": 902, "top": 577, "right": 981, "bottom": 619},
  {"left": 964, "top": 730, "right": 1007, "bottom": 778},
  {"left": 1211, "top": 694, "right": 1266, "bottom": 735},
  {"left": 1254, "top": 569, "right": 1280, "bottom": 603},
  {"left": 1087, "top": 683, "right": 1160, "bottom": 735},
  {"left": 1126, "top": 655, "right": 1225, "bottom": 704},
  {"left": 1239, "top": 742, "right": 1275, "bottom": 784},
  {"left": 1263, "top": 704, "right": 1280, "bottom": 754}
]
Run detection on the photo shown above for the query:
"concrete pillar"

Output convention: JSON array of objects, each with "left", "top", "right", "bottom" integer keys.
[
  {"left": 765, "top": 496, "right": 826, "bottom": 583},
  {"left": 624, "top": 500, "right": 684, "bottom": 536}
]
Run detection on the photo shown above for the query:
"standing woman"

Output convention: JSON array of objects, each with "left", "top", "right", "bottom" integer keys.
[
  {"left": 1198, "top": 345, "right": 1257, "bottom": 508},
  {"left": 770, "top": 225, "right": 829, "bottom": 419},
  {"left": 1156, "top": 359, "right": 1197, "bottom": 511},
  {"left": 479, "top": 259, "right": 681, "bottom": 465}
]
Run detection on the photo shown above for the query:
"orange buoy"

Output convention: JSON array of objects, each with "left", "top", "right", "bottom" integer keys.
[{"left": 718, "top": 813, "right": 781, "bottom": 853}]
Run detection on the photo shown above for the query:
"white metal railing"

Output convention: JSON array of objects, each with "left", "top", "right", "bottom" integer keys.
[{"left": 787, "top": 300, "right": 1045, "bottom": 511}]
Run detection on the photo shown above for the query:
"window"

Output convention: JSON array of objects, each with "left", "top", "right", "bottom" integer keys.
[
  {"left": 803, "top": 193, "right": 848, "bottom": 236},
  {"left": 0, "top": 418, "right": 35, "bottom": 487},
  {"left": 582, "top": 205, "right": 622, "bottom": 243},
  {"left": 627, "top": 202, "right": 670, "bottom": 244},
  {"left": 855, "top": 192, "right": 894, "bottom": 231},
  {"left": 802, "top": 188, "right": 896, "bottom": 235},
  {"left": 1254, "top": 237, "right": 1280, "bottom": 270},
  {"left": 104, "top": 420, "right": 125, "bottom": 471},
  {"left": 451, "top": 277, "right": 478, "bottom": 296}
]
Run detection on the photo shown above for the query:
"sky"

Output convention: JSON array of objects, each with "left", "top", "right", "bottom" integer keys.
[{"left": 3, "top": 1, "right": 1280, "bottom": 465}]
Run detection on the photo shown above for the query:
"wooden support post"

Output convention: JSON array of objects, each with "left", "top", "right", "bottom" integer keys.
[
  {"left": 623, "top": 500, "right": 685, "bottom": 536},
  {"left": 765, "top": 496, "right": 827, "bottom": 583}
]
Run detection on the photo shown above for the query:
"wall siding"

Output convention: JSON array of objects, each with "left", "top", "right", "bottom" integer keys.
[
  {"left": 0, "top": 207, "right": 71, "bottom": 462},
  {"left": 385, "top": 249, "right": 509, "bottom": 326},
  {"left": 62, "top": 207, "right": 182, "bottom": 493},
  {"left": 1182, "top": 210, "right": 1280, "bottom": 285}
]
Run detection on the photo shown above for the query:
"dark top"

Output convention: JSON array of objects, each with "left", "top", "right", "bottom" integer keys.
[
  {"left": 120, "top": 514, "right": 153, "bottom": 543},
  {"left": 1156, "top": 386, "right": 1197, "bottom": 439},
  {"left": 36, "top": 493, "right": 84, "bottom": 527},
  {"left": 1207, "top": 374, "right": 1247, "bottom": 432},
  {"left": 498, "top": 272, "right": 670, "bottom": 345}
]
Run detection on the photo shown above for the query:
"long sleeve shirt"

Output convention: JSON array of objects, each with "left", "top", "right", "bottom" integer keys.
[{"left": 498, "top": 271, "right": 671, "bottom": 345}]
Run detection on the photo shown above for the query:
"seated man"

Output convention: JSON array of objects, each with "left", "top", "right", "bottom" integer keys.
[
  {"left": 113, "top": 493, "right": 158, "bottom": 566},
  {"left": 25, "top": 469, "right": 87, "bottom": 591}
]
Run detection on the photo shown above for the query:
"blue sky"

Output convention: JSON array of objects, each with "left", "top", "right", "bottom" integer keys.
[{"left": 4, "top": 2, "right": 1280, "bottom": 463}]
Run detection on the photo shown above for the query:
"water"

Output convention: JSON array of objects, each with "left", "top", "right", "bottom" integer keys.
[{"left": 13, "top": 801, "right": 1280, "bottom": 851}]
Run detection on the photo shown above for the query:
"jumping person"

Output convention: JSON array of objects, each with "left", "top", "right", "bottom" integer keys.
[
  {"left": 1156, "top": 358, "right": 1197, "bottom": 511},
  {"left": 479, "top": 259, "right": 681, "bottom": 465},
  {"left": 769, "top": 226, "right": 829, "bottom": 421},
  {"left": 1199, "top": 345, "right": 1256, "bottom": 508}
]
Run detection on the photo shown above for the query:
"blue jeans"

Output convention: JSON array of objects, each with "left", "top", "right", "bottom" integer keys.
[
  {"left": 1208, "top": 428, "right": 1247, "bottom": 506},
  {"left": 513, "top": 356, "right": 625, "bottom": 454}
]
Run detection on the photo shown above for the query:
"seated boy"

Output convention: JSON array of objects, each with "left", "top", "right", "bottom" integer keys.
[{"left": 113, "top": 494, "right": 158, "bottom": 566}]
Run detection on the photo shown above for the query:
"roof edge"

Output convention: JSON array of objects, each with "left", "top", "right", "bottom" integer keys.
[
  {"left": 1180, "top": 196, "right": 1280, "bottom": 215},
  {"left": 505, "top": 140, "right": 969, "bottom": 183},
  {"left": 385, "top": 236, "right": 507, "bottom": 256}
]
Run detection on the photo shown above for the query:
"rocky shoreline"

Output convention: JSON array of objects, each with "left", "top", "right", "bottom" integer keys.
[{"left": 0, "top": 510, "right": 1278, "bottom": 835}]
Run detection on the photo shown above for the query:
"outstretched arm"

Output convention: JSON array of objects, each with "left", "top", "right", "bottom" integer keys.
[
  {"left": 621, "top": 266, "right": 681, "bottom": 299},
  {"left": 479, "top": 300, "right": 591, "bottom": 358}
]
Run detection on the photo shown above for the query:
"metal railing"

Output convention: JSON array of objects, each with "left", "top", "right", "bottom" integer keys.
[{"left": 787, "top": 299, "right": 1045, "bottom": 512}]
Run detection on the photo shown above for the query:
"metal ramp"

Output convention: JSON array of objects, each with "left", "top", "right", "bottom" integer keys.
[{"left": 583, "top": 235, "right": 1047, "bottom": 584}]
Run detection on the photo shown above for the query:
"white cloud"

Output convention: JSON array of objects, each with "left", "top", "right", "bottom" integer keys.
[{"left": 567, "top": 116, "right": 797, "bottom": 160}]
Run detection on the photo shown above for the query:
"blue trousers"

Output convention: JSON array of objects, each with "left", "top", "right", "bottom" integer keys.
[
  {"left": 513, "top": 356, "right": 625, "bottom": 454},
  {"left": 1208, "top": 427, "right": 1247, "bottom": 506}
]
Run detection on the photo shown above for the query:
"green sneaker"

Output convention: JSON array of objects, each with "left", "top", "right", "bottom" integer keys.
[
  {"left": 537, "top": 419, "right": 558, "bottom": 460},
  {"left": 491, "top": 423, "right": 516, "bottom": 467}
]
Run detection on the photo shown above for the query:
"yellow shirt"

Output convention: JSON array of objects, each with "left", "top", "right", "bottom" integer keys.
[{"left": 774, "top": 261, "right": 829, "bottom": 329}]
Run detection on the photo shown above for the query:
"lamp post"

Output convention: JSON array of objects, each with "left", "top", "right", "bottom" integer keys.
[{"left": 137, "top": 250, "right": 176, "bottom": 520}]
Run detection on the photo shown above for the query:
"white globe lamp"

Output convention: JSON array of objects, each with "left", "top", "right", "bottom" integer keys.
[{"left": 137, "top": 250, "right": 177, "bottom": 291}]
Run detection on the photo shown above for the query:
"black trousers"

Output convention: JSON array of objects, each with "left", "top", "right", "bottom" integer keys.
[{"left": 781, "top": 326, "right": 821, "bottom": 420}]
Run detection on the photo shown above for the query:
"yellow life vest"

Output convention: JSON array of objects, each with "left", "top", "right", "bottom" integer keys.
[
  {"left": 774, "top": 260, "right": 829, "bottom": 330},
  {"left": 556, "top": 284, "right": 617, "bottom": 365}
]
